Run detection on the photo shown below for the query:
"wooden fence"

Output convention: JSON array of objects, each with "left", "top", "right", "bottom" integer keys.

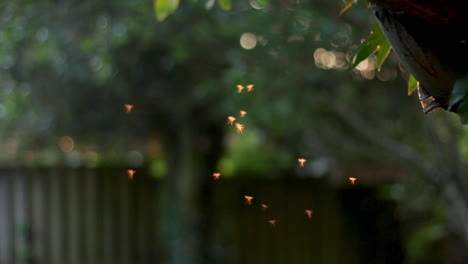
[{"left": 0, "top": 169, "right": 403, "bottom": 264}]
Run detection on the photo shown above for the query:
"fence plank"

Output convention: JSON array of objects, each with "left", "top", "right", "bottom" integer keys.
[
  {"left": 0, "top": 171, "right": 14, "bottom": 264},
  {"left": 84, "top": 169, "right": 99, "bottom": 264},
  {"left": 13, "top": 169, "right": 29, "bottom": 264},
  {"left": 31, "top": 169, "right": 47, "bottom": 264},
  {"left": 67, "top": 169, "right": 81, "bottom": 264},
  {"left": 119, "top": 171, "right": 131, "bottom": 264},
  {"left": 49, "top": 169, "right": 66, "bottom": 264}
]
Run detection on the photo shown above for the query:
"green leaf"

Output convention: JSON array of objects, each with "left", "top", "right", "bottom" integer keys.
[
  {"left": 408, "top": 74, "right": 418, "bottom": 95},
  {"left": 455, "top": 100, "right": 468, "bottom": 124},
  {"left": 255, "top": 0, "right": 269, "bottom": 7},
  {"left": 448, "top": 75, "right": 468, "bottom": 121},
  {"left": 351, "top": 23, "right": 392, "bottom": 70},
  {"left": 448, "top": 75, "right": 468, "bottom": 108},
  {"left": 154, "top": 0, "right": 180, "bottom": 22},
  {"left": 218, "top": 0, "right": 232, "bottom": 10},
  {"left": 376, "top": 39, "right": 391, "bottom": 71},
  {"left": 339, "top": 0, "right": 355, "bottom": 16}
]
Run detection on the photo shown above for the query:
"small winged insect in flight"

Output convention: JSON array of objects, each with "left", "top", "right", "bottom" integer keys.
[
  {"left": 235, "top": 123, "right": 245, "bottom": 134},
  {"left": 246, "top": 84, "right": 254, "bottom": 92},
  {"left": 227, "top": 116, "right": 236, "bottom": 125},
  {"left": 268, "top": 220, "right": 277, "bottom": 227},
  {"left": 236, "top": 85, "right": 245, "bottom": 93},
  {"left": 239, "top": 110, "right": 247, "bottom": 117},
  {"left": 304, "top": 209, "right": 313, "bottom": 219},
  {"left": 127, "top": 169, "right": 136, "bottom": 180},
  {"left": 244, "top": 195, "right": 254, "bottom": 205},
  {"left": 212, "top": 172, "right": 221, "bottom": 180},
  {"left": 124, "top": 104, "right": 134, "bottom": 113},
  {"left": 298, "top": 158, "right": 307, "bottom": 167},
  {"left": 349, "top": 177, "right": 357, "bottom": 184},
  {"left": 260, "top": 204, "right": 269, "bottom": 210}
]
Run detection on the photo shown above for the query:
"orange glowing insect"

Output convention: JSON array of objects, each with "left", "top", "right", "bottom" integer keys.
[
  {"left": 124, "top": 104, "right": 134, "bottom": 113},
  {"left": 236, "top": 85, "right": 245, "bottom": 93},
  {"left": 235, "top": 123, "right": 245, "bottom": 134},
  {"left": 298, "top": 158, "right": 307, "bottom": 167},
  {"left": 349, "top": 177, "right": 357, "bottom": 184},
  {"left": 212, "top": 172, "right": 221, "bottom": 180},
  {"left": 268, "top": 220, "right": 277, "bottom": 227},
  {"left": 246, "top": 84, "right": 254, "bottom": 92},
  {"left": 244, "top": 195, "right": 254, "bottom": 205},
  {"left": 239, "top": 110, "right": 247, "bottom": 117},
  {"left": 127, "top": 169, "right": 136, "bottom": 180},
  {"left": 305, "top": 209, "right": 313, "bottom": 219},
  {"left": 260, "top": 204, "right": 269, "bottom": 210},
  {"left": 227, "top": 116, "right": 236, "bottom": 125}
]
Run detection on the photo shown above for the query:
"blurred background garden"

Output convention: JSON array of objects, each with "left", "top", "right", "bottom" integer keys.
[{"left": 0, "top": 0, "right": 468, "bottom": 263}]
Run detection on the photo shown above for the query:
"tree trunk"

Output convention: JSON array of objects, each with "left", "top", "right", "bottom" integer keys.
[{"left": 158, "top": 119, "right": 224, "bottom": 264}]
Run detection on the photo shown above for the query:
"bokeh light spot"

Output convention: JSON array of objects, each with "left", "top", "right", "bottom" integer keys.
[
  {"left": 59, "top": 136, "right": 74, "bottom": 152},
  {"left": 240, "top": 33, "right": 257, "bottom": 50}
]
